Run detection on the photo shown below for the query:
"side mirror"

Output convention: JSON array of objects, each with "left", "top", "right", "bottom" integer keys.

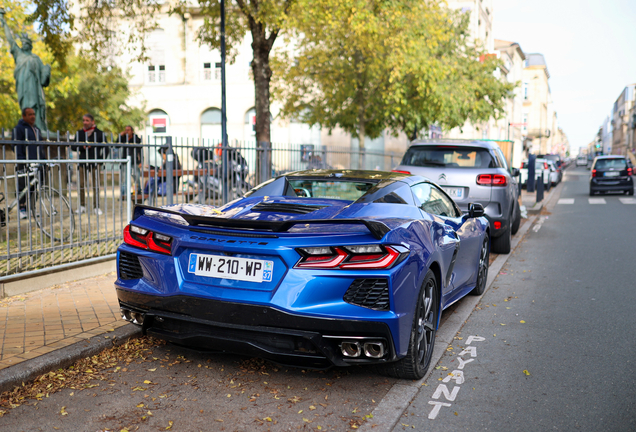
[
  {"left": 510, "top": 167, "right": 520, "bottom": 177},
  {"left": 467, "top": 202, "right": 485, "bottom": 218}
]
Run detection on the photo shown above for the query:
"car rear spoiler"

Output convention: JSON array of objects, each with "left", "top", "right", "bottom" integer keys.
[{"left": 133, "top": 205, "right": 392, "bottom": 240}]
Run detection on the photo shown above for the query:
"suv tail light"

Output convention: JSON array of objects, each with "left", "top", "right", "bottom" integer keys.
[
  {"left": 544, "top": 162, "right": 549, "bottom": 170},
  {"left": 124, "top": 225, "right": 173, "bottom": 255},
  {"left": 476, "top": 174, "right": 507, "bottom": 186},
  {"left": 628, "top": 167, "right": 633, "bottom": 176},
  {"left": 592, "top": 169, "right": 597, "bottom": 178},
  {"left": 392, "top": 170, "right": 411, "bottom": 174},
  {"left": 295, "top": 245, "right": 408, "bottom": 269}
]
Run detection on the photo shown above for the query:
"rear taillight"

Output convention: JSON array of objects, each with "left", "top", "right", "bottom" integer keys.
[
  {"left": 544, "top": 162, "right": 549, "bottom": 170},
  {"left": 628, "top": 167, "right": 633, "bottom": 176},
  {"left": 592, "top": 169, "right": 597, "bottom": 178},
  {"left": 295, "top": 245, "right": 408, "bottom": 270},
  {"left": 476, "top": 174, "right": 507, "bottom": 186},
  {"left": 392, "top": 170, "right": 411, "bottom": 174},
  {"left": 123, "top": 225, "right": 173, "bottom": 255}
]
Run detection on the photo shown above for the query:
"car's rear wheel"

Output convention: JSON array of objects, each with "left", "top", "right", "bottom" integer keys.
[
  {"left": 589, "top": 188, "right": 595, "bottom": 196},
  {"left": 491, "top": 226, "right": 511, "bottom": 254},
  {"left": 471, "top": 233, "right": 490, "bottom": 295},
  {"left": 628, "top": 188, "right": 634, "bottom": 196},
  {"left": 511, "top": 200, "right": 521, "bottom": 235},
  {"left": 378, "top": 270, "right": 438, "bottom": 380}
]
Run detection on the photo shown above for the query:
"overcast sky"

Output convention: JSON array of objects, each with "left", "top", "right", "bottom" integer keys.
[{"left": 493, "top": 0, "right": 636, "bottom": 148}]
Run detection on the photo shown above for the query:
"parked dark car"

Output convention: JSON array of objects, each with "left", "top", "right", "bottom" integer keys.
[
  {"left": 589, "top": 155, "right": 633, "bottom": 196},
  {"left": 393, "top": 140, "right": 521, "bottom": 254}
]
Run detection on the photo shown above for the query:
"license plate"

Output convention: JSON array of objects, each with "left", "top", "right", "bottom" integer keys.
[
  {"left": 604, "top": 172, "right": 619, "bottom": 177},
  {"left": 188, "top": 253, "right": 273, "bottom": 283},
  {"left": 442, "top": 187, "right": 463, "bottom": 199}
]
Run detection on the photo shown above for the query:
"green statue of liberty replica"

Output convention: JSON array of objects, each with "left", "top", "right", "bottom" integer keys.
[{"left": 0, "top": 7, "right": 51, "bottom": 133}]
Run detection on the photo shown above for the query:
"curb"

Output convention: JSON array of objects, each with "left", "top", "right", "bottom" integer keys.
[
  {"left": 358, "top": 214, "right": 538, "bottom": 432},
  {"left": 0, "top": 324, "right": 142, "bottom": 394}
]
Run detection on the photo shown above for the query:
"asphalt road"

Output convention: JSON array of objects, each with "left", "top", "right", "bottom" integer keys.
[{"left": 397, "top": 166, "right": 636, "bottom": 431}]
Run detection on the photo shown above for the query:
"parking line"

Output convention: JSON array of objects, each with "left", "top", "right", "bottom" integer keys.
[
  {"left": 619, "top": 197, "right": 636, "bottom": 204},
  {"left": 557, "top": 198, "right": 574, "bottom": 204},
  {"left": 588, "top": 198, "right": 606, "bottom": 204}
]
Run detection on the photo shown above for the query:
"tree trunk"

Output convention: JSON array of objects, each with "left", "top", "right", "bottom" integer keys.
[
  {"left": 250, "top": 24, "right": 274, "bottom": 146},
  {"left": 358, "top": 114, "right": 365, "bottom": 170}
]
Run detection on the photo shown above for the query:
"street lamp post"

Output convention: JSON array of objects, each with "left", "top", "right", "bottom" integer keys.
[{"left": 220, "top": 0, "right": 229, "bottom": 203}]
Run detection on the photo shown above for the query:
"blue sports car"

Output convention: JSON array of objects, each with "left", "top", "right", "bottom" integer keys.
[{"left": 116, "top": 170, "right": 490, "bottom": 379}]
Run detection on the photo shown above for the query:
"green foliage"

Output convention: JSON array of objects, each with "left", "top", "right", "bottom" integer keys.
[{"left": 273, "top": 0, "right": 516, "bottom": 146}]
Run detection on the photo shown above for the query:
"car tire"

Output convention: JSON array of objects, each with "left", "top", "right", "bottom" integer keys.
[
  {"left": 491, "top": 226, "right": 511, "bottom": 254},
  {"left": 378, "top": 270, "right": 439, "bottom": 380},
  {"left": 511, "top": 200, "right": 521, "bottom": 235},
  {"left": 589, "top": 188, "right": 595, "bottom": 196},
  {"left": 628, "top": 188, "right": 634, "bottom": 196},
  {"left": 471, "top": 233, "right": 490, "bottom": 296}
]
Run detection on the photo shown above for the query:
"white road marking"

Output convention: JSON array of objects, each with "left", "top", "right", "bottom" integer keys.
[
  {"left": 428, "top": 402, "right": 451, "bottom": 420},
  {"left": 558, "top": 198, "right": 575, "bottom": 204},
  {"left": 432, "top": 385, "right": 460, "bottom": 401},
  {"left": 619, "top": 197, "right": 636, "bottom": 204},
  {"left": 588, "top": 198, "right": 606, "bottom": 204}
]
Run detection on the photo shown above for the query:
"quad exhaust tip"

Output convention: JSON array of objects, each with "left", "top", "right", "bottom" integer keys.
[
  {"left": 120, "top": 308, "right": 144, "bottom": 326},
  {"left": 340, "top": 341, "right": 385, "bottom": 358}
]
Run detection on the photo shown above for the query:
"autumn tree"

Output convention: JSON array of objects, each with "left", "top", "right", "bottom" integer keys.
[
  {"left": 69, "top": 0, "right": 297, "bottom": 145},
  {"left": 272, "top": 0, "right": 515, "bottom": 147}
]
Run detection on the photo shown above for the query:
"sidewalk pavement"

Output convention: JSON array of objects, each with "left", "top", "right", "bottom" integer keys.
[
  {"left": 0, "top": 272, "right": 140, "bottom": 393},
  {"left": 520, "top": 183, "right": 554, "bottom": 215}
]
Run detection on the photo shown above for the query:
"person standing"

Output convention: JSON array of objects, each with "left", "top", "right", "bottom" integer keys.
[
  {"left": 117, "top": 125, "right": 143, "bottom": 202},
  {"left": 73, "top": 114, "right": 108, "bottom": 215},
  {"left": 12, "top": 107, "right": 43, "bottom": 219}
]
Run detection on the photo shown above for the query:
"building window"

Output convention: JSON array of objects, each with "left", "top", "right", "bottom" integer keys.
[
  {"left": 202, "top": 62, "right": 222, "bottom": 81},
  {"left": 148, "top": 65, "right": 165, "bottom": 83},
  {"left": 146, "top": 29, "right": 166, "bottom": 85}
]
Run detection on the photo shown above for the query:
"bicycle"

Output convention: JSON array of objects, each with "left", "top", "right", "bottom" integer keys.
[{"left": 0, "top": 163, "right": 75, "bottom": 242}]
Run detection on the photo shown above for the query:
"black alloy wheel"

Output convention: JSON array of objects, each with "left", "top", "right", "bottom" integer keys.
[
  {"left": 471, "top": 233, "right": 490, "bottom": 295},
  {"left": 379, "top": 270, "right": 439, "bottom": 380}
]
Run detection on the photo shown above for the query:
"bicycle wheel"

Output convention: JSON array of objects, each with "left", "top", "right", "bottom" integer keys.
[{"left": 31, "top": 185, "right": 75, "bottom": 242}]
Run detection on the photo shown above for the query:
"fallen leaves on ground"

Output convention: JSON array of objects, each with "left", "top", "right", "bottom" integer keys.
[{"left": 0, "top": 336, "right": 163, "bottom": 416}]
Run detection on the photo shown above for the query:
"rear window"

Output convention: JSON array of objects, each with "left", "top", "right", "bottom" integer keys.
[
  {"left": 401, "top": 146, "right": 497, "bottom": 169},
  {"left": 288, "top": 179, "right": 375, "bottom": 201},
  {"left": 594, "top": 158, "right": 627, "bottom": 170}
]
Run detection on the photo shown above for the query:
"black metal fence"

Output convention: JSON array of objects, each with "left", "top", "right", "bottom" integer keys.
[{"left": 0, "top": 128, "right": 404, "bottom": 278}]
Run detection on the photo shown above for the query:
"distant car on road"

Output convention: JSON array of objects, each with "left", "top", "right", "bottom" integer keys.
[
  {"left": 393, "top": 140, "right": 521, "bottom": 254},
  {"left": 576, "top": 155, "right": 588, "bottom": 167},
  {"left": 589, "top": 155, "right": 633, "bottom": 196},
  {"left": 116, "top": 170, "right": 491, "bottom": 380}
]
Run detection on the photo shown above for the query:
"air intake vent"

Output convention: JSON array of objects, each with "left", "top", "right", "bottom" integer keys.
[
  {"left": 251, "top": 202, "right": 327, "bottom": 215},
  {"left": 119, "top": 251, "right": 144, "bottom": 280},
  {"left": 343, "top": 278, "right": 390, "bottom": 310}
]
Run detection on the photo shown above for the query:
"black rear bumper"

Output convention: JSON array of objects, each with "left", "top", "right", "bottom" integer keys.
[{"left": 116, "top": 289, "right": 397, "bottom": 369}]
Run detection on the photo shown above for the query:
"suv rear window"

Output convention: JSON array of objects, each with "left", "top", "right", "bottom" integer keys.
[
  {"left": 401, "top": 146, "right": 497, "bottom": 169},
  {"left": 594, "top": 158, "right": 627, "bottom": 170}
]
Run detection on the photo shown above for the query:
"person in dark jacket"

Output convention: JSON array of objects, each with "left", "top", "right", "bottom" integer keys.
[
  {"left": 72, "top": 114, "right": 108, "bottom": 215},
  {"left": 12, "top": 107, "right": 44, "bottom": 219},
  {"left": 117, "top": 125, "right": 143, "bottom": 201},
  {"left": 143, "top": 144, "right": 181, "bottom": 206}
]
